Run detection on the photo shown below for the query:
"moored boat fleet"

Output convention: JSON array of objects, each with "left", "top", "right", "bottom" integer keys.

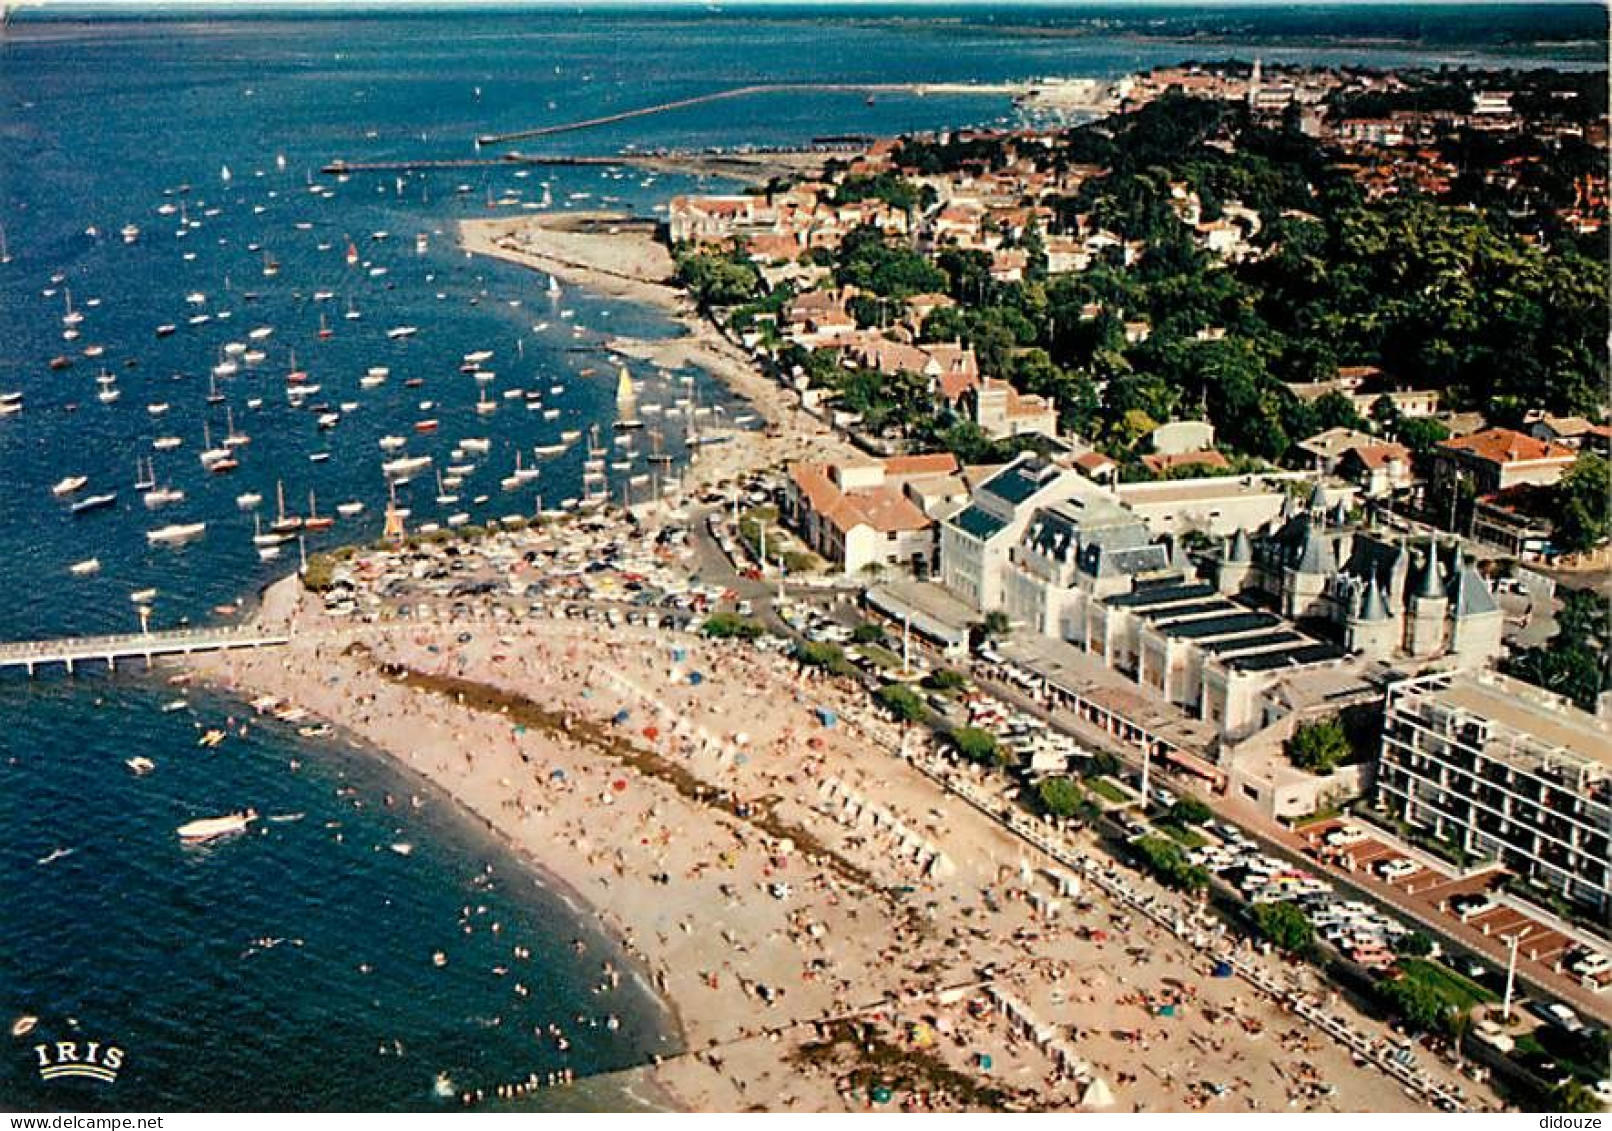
[{"left": 14, "top": 158, "right": 757, "bottom": 593}]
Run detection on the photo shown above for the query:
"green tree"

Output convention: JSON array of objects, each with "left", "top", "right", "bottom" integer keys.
[
  {"left": 876, "top": 683, "right": 926, "bottom": 724},
  {"left": 1394, "top": 931, "right": 1436, "bottom": 958},
  {"left": 795, "top": 641, "right": 854, "bottom": 676},
  {"left": 1286, "top": 717, "right": 1351, "bottom": 775},
  {"left": 1250, "top": 900, "right": 1314, "bottom": 954},
  {"left": 952, "top": 726, "right": 1004, "bottom": 766},
  {"left": 1168, "top": 798, "right": 1213, "bottom": 826},
  {"left": 922, "top": 668, "right": 967, "bottom": 693},
  {"left": 1133, "top": 835, "right": 1210, "bottom": 893},
  {"left": 1374, "top": 973, "right": 1452, "bottom": 1035},
  {"left": 674, "top": 247, "right": 761, "bottom": 307},
  {"left": 1552, "top": 452, "right": 1610, "bottom": 555},
  {"left": 1036, "top": 776, "right": 1086, "bottom": 818},
  {"left": 1548, "top": 1079, "right": 1606, "bottom": 1114},
  {"left": 851, "top": 622, "right": 888, "bottom": 646},
  {"left": 701, "top": 612, "right": 763, "bottom": 641},
  {"left": 978, "top": 611, "right": 1011, "bottom": 641}
]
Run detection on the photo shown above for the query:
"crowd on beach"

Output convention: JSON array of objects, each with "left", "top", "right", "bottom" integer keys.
[{"left": 188, "top": 508, "right": 1506, "bottom": 1113}]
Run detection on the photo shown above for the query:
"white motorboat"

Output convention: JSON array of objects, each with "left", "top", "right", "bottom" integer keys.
[
  {"left": 147, "top": 522, "right": 207, "bottom": 545},
  {"left": 177, "top": 810, "right": 257, "bottom": 843}
]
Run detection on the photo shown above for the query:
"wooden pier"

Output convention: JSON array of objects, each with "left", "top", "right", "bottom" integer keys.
[{"left": 0, "top": 625, "right": 290, "bottom": 676}]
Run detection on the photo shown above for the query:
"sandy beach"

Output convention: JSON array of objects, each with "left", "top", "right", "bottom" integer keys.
[
  {"left": 187, "top": 562, "right": 1501, "bottom": 1113},
  {"left": 458, "top": 211, "right": 861, "bottom": 493}
]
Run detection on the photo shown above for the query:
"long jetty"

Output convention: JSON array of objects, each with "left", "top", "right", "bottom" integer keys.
[
  {"left": 0, "top": 625, "right": 290, "bottom": 676},
  {"left": 474, "top": 81, "right": 1028, "bottom": 146}
]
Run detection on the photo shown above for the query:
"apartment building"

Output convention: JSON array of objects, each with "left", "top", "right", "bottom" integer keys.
[{"left": 1378, "top": 670, "right": 1612, "bottom": 919}]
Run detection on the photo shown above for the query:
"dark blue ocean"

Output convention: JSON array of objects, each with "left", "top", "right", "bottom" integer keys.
[{"left": 0, "top": 5, "right": 1595, "bottom": 1111}]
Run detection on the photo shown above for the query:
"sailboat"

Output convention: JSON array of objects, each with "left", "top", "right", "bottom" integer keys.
[
  {"left": 303, "top": 489, "right": 333, "bottom": 532},
  {"left": 0, "top": 222, "right": 11, "bottom": 265},
  {"left": 198, "top": 420, "right": 231, "bottom": 470},
  {"left": 614, "top": 366, "right": 643, "bottom": 431},
  {"left": 135, "top": 456, "right": 157, "bottom": 490},
  {"left": 252, "top": 513, "right": 287, "bottom": 548},
  {"left": 61, "top": 288, "right": 83, "bottom": 328},
  {"left": 270, "top": 480, "right": 302, "bottom": 534},
  {"left": 223, "top": 406, "right": 250, "bottom": 448},
  {"left": 206, "top": 372, "right": 225, "bottom": 404},
  {"left": 435, "top": 470, "right": 459, "bottom": 506}
]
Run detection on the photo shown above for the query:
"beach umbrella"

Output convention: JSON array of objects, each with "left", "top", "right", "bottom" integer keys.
[
  {"left": 549, "top": 769, "right": 567, "bottom": 781},
  {"left": 642, "top": 726, "right": 659, "bottom": 740},
  {"left": 870, "top": 1086, "right": 893, "bottom": 1105},
  {"left": 611, "top": 779, "right": 627, "bottom": 792},
  {"left": 689, "top": 672, "right": 704, "bottom": 685},
  {"left": 1081, "top": 1077, "right": 1116, "bottom": 1109}
]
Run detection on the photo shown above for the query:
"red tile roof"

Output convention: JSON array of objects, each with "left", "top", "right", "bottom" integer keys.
[{"left": 1439, "top": 427, "right": 1576, "bottom": 466}]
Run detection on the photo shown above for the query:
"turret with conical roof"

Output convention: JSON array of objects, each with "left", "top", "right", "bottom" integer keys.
[
  {"left": 1407, "top": 543, "right": 1450, "bottom": 657},
  {"left": 1414, "top": 546, "right": 1444, "bottom": 600},
  {"left": 1307, "top": 481, "right": 1330, "bottom": 515},
  {"left": 1347, "top": 575, "right": 1399, "bottom": 657},
  {"left": 1228, "top": 527, "right": 1251, "bottom": 563},
  {"left": 1216, "top": 526, "right": 1254, "bottom": 595},
  {"left": 1295, "top": 518, "right": 1336, "bottom": 575},
  {"left": 1449, "top": 555, "right": 1504, "bottom": 664},
  {"left": 1360, "top": 580, "right": 1390, "bottom": 622}
]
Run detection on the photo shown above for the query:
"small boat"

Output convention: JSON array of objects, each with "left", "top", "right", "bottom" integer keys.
[
  {"left": 143, "top": 485, "right": 185, "bottom": 508},
  {"left": 146, "top": 522, "right": 206, "bottom": 545},
  {"left": 153, "top": 436, "right": 182, "bottom": 452},
  {"left": 460, "top": 437, "right": 491, "bottom": 454},
  {"left": 336, "top": 501, "right": 364, "bottom": 517},
  {"left": 71, "top": 492, "right": 117, "bottom": 516},
  {"left": 69, "top": 558, "right": 101, "bottom": 576},
  {"left": 237, "top": 492, "right": 263, "bottom": 510},
  {"left": 11, "top": 1016, "right": 39, "bottom": 1039},
  {"left": 177, "top": 810, "right": 257, "bottom": 844},
  {"left": 414, "top": 418, "right": 438, "bottom": 434},
  {"left": 130, "top": 588, "right": 157, "bottom": 603},
  {"left": 126, "top": 756, "right": 156, "bottom": 776},
  {"left": 52, "top": 475, "right": 88, "bottom": 497},
  {"left": 386, "top": 325, "right": 418, "bottom": 340},
  {"left": 382, "top": 455, "right": 431, "bottom": 477}
]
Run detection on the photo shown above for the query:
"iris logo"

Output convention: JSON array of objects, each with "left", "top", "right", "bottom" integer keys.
[{"left": 33, "top": 1040, "right": 125, "bottom": 1084}]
